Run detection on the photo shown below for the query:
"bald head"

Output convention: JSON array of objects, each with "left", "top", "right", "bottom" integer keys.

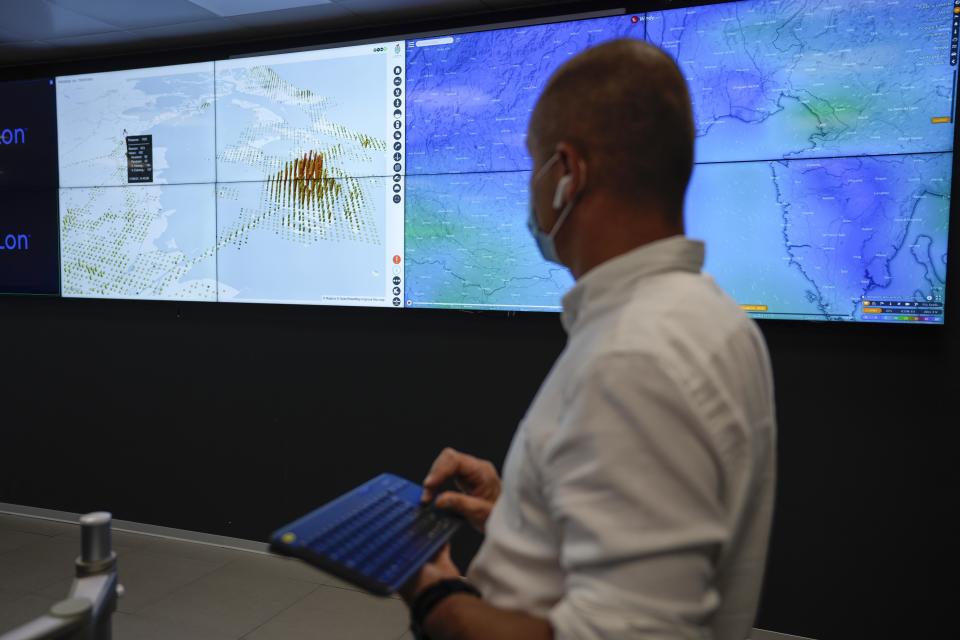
[{"left": 529, "top": 39, "right": 695, "bottom": 220}]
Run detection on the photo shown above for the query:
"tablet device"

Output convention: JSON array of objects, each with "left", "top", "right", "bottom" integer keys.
[{"left": 269, "top": 473, "right": 462, "bottom": 595}]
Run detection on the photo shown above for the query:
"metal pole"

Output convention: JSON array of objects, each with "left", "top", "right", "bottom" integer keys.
[
  {"left": 0, "top": 512, "right": 122, "bottom": 640},
  {"left": 79, "top": 513, "right": 112, "bottom": 565}
]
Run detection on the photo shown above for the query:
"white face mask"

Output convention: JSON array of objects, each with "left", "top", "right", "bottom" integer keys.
[{"left": 527, "top": 153, "right": 577, "bottom": 265}]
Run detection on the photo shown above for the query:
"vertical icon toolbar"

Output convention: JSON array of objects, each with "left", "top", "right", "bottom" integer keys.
[
  {"left": 952, "top": 1, "right": 959, "bottom": 66},
  {"left": 387, "top": 47, "right": 405, "bottom": 307}
]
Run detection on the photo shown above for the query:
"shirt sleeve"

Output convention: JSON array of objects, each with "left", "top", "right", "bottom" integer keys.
[{"left": 542, "top": 351, "right": 728, "bottom": 640}]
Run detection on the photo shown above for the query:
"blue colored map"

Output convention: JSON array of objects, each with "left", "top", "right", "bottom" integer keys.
[
  {"left": 686, "top": 154, "right": 951, "bottom": 321},
  {"left": 404, "top": 16, "right": 640, "bottom": 310},
  {"left": 647, "top": 0, "right": 956, "bottom": 162},
  {"left": 405, "top": 171, "right": 573, "bottom": 310},
  {"left": 404, "top": 0, "right": 955, "bottom": 321}
]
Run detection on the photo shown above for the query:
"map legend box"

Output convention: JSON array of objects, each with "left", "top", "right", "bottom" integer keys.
[{"left": 126, "top": 135, "right": 153, "bottom": 183}]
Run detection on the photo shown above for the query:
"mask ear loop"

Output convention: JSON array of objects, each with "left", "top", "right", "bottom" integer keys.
[{"left": 533, "top": 152, "right": 561, "bottom": 183}]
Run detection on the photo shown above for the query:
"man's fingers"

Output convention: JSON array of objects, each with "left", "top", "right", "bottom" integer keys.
[
  {"left": 435, "top": 491, "right": 491, "bottom": 522},
  {"left": 431, "top": 543, "right": 452, "bottom": 564},
  {"left": 421, "top": 448, "right": 465, "bottom": 503}
]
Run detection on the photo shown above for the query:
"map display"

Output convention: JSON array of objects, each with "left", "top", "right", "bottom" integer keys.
[
  {"left": 56, "top": 46, "right": 405, "bottom": 306},
  {"left": 56, "top": 63, "right": 215, "bottom": 187},
  {"left": 403, "top": 1, "right": 955, "bottom": 321},
  {"left": 647, "top": 0, "right": 956, "bottom": 162},
  {"left": 56, "top": 63, "right": 217, "bottom": 301},
  {"left": 49, "top": 1, "right": 955, "bottom": 322},
  {"left": 405, "top": 171, "right": 573, "bottom": 310},
  {"left": 686, "top": 154, "right": 951, "bottom": 321},
  {"left": 215, "top": 176, "right": 391, "bottom": 305},
  {"left": 403, "top": 17, "right": 639, "bottom": 310},
  {"left": 215, "top": 44, "right": 405, "bottom": 306},
  {"left": 59, "top": 184, "right": 218, "bottom": 301}
]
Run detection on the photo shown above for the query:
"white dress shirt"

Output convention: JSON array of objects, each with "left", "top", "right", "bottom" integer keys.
[{"left": 467, "top": 236, "right": 777, "bottom": 640}]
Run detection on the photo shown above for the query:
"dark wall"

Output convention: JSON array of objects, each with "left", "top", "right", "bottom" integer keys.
[
  {"left": 756, "top": 319, "right": 958, "bottom": 638},
  {"left": 0, "top": 298, "right": 562, "bottom": 577}
]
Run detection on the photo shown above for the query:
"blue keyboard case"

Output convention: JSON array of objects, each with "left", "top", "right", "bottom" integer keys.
[{"left": 269, "top": 473, "right": 462, "bottom": 596}]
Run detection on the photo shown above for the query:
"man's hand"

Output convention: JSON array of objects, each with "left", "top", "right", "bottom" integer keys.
[
  {"left": 421, "top": 448, "right": 501, "bottom": 532},
  {"left": 399, "top": 544, "right": 461, "bottom": 605}
]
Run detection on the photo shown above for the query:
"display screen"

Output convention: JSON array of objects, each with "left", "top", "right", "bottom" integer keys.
[
  {"left": 0, "top": 78, "right": 60, "bottom": 295},
  {"left": 403, "top": 2, "right": 954, "bottom": 322},
  {"left": 214, "top": 44, "right": 405, "bottom": 307},
  {"left": 1, "top": 0, "right": 955, "bottom": 323}
]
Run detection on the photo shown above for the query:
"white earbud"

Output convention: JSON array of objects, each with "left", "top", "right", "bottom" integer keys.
[{"left": 553, "top": 175, "right": 572, "bottom": 210}]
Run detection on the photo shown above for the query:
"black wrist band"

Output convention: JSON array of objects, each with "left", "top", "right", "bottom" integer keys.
[{"left": 410, "top": 578, "right": 481, "bottom": 639}]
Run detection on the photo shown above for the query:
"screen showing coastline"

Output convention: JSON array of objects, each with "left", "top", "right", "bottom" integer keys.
[{"left": 47, "top": 0, "right": 955, "bottom": 323}]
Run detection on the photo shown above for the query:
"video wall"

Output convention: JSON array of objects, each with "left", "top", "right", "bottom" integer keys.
[{"left": 0, "top": 0, "right": 954, "bottom": 323}]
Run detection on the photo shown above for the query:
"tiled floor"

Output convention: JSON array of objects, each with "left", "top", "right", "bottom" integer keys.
[
  {"left": 0, "top": 512, "right": 808, "bottom": 640},
  {"left": 0, "top": 513, "right": 411, "bottom": 640}
]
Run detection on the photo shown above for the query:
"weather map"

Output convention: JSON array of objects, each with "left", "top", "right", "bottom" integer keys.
[
  {"left": 405, "top": 172, "right": 573, "bottom": 310},
  {"left": 59, "top": 184, "right": 218, "bottom": 301},
  {"left": 646, "top": 0, "right": 957, "bottom": 162},
  {"left": 686, "top": 154, "right": 951, "bottom": 321},
  {"left": 56, "top": 46, "right": 405, "bottom": 306},
  {"left": 403, "top": 1, "right": 955, "bottom": 321},
  {"left": 214, "top": 45, "right": 404, "bottom": 306},
  {"left": 405, "top": 17, "right": 642, "bottom": 176},
  {"left": 56, "top": 63, "right": 215, "bottom": 187},
  {"left": 403, "top": 16, "right": 640, "bottom": 310},
  {"left": 56, "top": 63, "right": 218, "bottom": 301},
  {"left": 49, "top": 1, "right": 956, "bottom": 321}
]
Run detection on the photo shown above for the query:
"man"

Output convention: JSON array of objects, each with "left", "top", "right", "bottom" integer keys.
[{"left": 401, "top": 39, "right": 777, "bottom": 640}]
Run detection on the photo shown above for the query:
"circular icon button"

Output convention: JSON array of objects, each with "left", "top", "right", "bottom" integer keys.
[
  {"left": 393, "top": 276, "right": 401, "bottom": 285},
  {"left": 393, "top": 183, "right": 402, "bottom": 193},
  {"left": 394, "top": 98, "right": 402, "bottom": 108},
  {"left": 393, "top": 194, "right": 402, "bottom": 203},
  {"left": 393, "top": 286, "right": 401, "bottom": 296},
  {"left": 394, "top": 163, "right": 402, "bottom": 172},
  {"left": 393, "top": 174, "right": 402, "bottom": 182},
  {"left": 393, "top": 255, "right": 402, "bottom": 265},
  {"left": 394, "top": 88, "right": 402, "bottom": 97},
  {"left": 393, "top": 120, "right": 402, "bottom": 130},
  {"left": 394, "top": 142, "right": 402, "bottom": 151},
  {"left": 393, "top": 297, "right": 402, "bottom": 307},
  {"left": 394, "top": 152, "right": 402, "bottom": 162},
  {"left": 394, "top": 131, "right": 402, "bottom": 140},
  {"left": 394, "top": 77, "right": 402, "bottom": 87},
  {"left": 394, "top": 66, "right": 402, "bottom": 75}
]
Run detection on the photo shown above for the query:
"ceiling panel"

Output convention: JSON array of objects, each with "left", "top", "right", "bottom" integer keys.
[
  {"left": 0, "top": 26, "right": 29, "bottom": 44},
  {"left": 0, "top": 0, "right": 118, "bottom": 40},
  {"left": 131, "top": 18, "right": 257, "bottom": 47},
  {"left": 47, "top": 0, "right": 218, "bottom": 29},
  {"left": 226, "top": 3, "right": 359, "bottom": 34}
]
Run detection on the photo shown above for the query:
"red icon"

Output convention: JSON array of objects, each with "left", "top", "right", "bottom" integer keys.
[
  {"left": 393, "top": 255, "right": 402, "bottom": 265},
  {"left": 631, "top": 15, "right": 639, "bottom": 24}
]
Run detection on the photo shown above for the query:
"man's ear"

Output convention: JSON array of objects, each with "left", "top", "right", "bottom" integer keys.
[{"left": 554, "top": 142, "right": 587, "bottom": 203}]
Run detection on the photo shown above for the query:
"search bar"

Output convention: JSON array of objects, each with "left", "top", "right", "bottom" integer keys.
[{"left": 416, "top": 37, "right": 454, "bottom": 47}]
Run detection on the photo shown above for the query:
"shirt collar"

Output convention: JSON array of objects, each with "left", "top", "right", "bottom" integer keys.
[{"left": 561, "top": 235, "right": 705, "bottom": 334}]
